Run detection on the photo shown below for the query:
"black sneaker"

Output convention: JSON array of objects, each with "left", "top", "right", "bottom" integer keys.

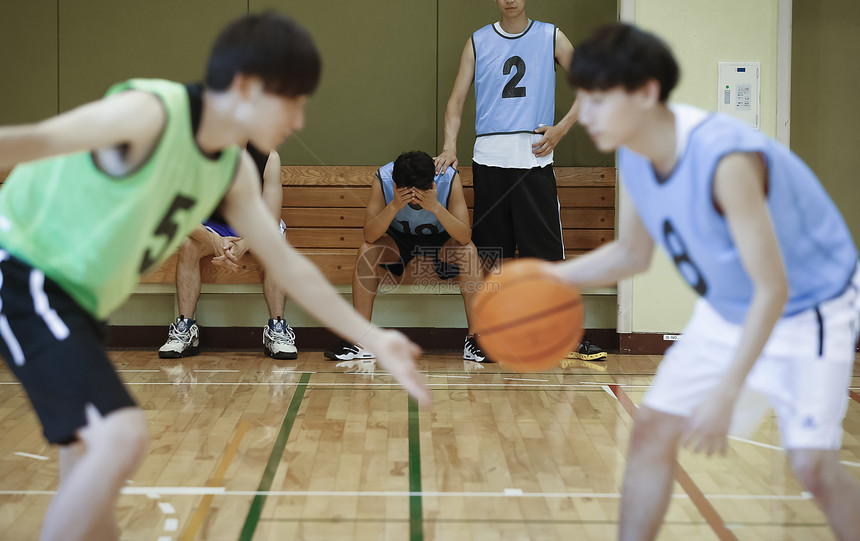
[
  {"left": 463, "top": 335, "right": 488, "bottom": 362},
  {"left": 323, "top": 340, "right": 375, "bottom": 361},
  {"left": 158, "top": 316, "right": 200, "bottom": 359},
  {"left": 568, "top": 340, "right": 608, "bottom": 361}
]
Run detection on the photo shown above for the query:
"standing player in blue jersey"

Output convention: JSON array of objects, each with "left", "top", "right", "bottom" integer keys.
[
  {"left": 550, "top": 23, "right": 860, "bottom": 541},
  {"left": 435, "top": 0, "right": 607, "bottom": 361},
  {"left": 325, "top": 151, "right": 486, "bottom": 362}
]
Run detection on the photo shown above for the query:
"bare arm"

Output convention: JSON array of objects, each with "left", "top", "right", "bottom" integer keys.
[
  {"left": 549, "top": 185, "right": 654, "bottom": 287},
  {"left": 363, "top": 174, "right": 410, "bottom": 243},
  {"left": 0, "top": 91, "right": 164, "bottom": 168},
  {"left": 435, "top": 38, "right": 475, "bottom": 174},
  {"left": 260, "top": 150, "right": 284, "bottom": 224},
  {"left": 682, "top": 152, "right": 788, "bottom": 455},
  {"left": 221, "top": 155, "right": 430, "bottom": 404},
  {"left": 533, "top": 29, "right": 579, "bottom": 158},
  {"left": 412, "top": 173, "right": 471, "bottom": 245}
]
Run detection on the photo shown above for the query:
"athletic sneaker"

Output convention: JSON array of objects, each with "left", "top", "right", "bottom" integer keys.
[
  {"left": 158, "top": 316, "right": 200, "bottom": 359},
  {"left": 323, "top": 340, "right": 375, "bottom": 361},
  {"left": 463, "top": 335, "right": 488, "bottom": 362},
  {"left": 263, "top": 317, "right": 298, "bottom": 359},
  {"left": 568, "top": 340, "right": 608, "bottom": 361}
]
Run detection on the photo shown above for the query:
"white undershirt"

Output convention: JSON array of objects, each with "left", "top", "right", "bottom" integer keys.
[
  {"left": 472, "top": 21, "right": 554, "bottom": 169},
  {"left": 671, "top": 103, "right": 709, "bottom": 161}
]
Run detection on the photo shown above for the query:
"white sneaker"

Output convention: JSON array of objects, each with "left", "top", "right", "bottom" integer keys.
[
  {"left": 323, "top": 341, "right": 375, "bottom": 361},
  {"left": 158, "top": 316, "right": 200, "bottom": 359},
  {"left": 263, "top": 317, "right": 298, "bottom": 359}
]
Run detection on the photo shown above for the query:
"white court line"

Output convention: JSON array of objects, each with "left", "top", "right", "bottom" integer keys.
[
  {"left": 504, "top": 378, "right": 548, "bottom": 382},
  {"left": 158, "top": 502, "right": 175, "bottom": 514},
  {"left": 164, "top": 518, "right": 178, "bottom": 531},
  {"left": 0, "top": 382, "right": 602, "bottom": 388},
  {"left": 271, "top": 370, "right": 316, "bottom": 374},
  {"left": 157, "top": 537, "right": 172, "bottom": 541},
  {"left": 729, "top": 436, "right": 860, "bottom": 469},
  {"left": 193, "top": 370, "right": 240, "bottom": 373},
  {"left": 427, "top": 375, "right": 472, "bottom": 379},
  {"left": 0, "top": 488, "right": 819, "bottom": 501},
  {"left": 116, "top": 369, "right": 160, "bottom": 373},
  {"left": 579, "top": 382, "right": 652, "bottom": 388},
  {"left": 14, "top": 452, "right": 49, "bottom": 461}
]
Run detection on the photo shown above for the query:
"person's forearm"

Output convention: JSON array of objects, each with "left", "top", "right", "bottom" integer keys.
[
  {"left": 555, "top": 241, "right": 648, "bottom": 288},
  {"left": 442, "top": 98, "right": 465, "bottom": 152},
  {"left": 718, "top": 285, "right": 788, "bottom": 395},
  {"left": 363, "top": 203, "right": 399, "bottom": 243},
  {"left": 431, "top": 208, "right": 471, "bottom": 245},
  {"left": 188, "top": 225, "right": 216, "bottom": 245},
  {"left": 555, "top": 96, "right": 580, "bottom": 134}
]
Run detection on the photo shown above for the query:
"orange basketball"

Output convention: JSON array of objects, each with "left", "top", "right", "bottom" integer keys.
[{"left": 472, "top": 259, "right": 583, "bottom": 372}]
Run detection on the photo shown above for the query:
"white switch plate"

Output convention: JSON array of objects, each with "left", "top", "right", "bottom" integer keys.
[{"left": 718, "top": 62, "right": 760, "bottom": 129}]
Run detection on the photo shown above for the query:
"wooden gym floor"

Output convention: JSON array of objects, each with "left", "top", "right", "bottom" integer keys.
[{"left": 0, "top": 350, "right": 858, "bottom": 540}]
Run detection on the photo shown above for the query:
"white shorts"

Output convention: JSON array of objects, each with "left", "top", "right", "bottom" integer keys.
[{"left": 643, "top": 266, "right": 860, "bottom": 450}]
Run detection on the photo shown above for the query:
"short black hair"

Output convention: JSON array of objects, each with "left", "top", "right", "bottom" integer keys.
[
  {"left": 569, "top": 23, "right": 678, "bottom": 102},
  {"left": 206, "top": 12, "right": 321, "bottom": 97},
  {"left": 392, "top": 151, "right": 435, "bottom": 190}
]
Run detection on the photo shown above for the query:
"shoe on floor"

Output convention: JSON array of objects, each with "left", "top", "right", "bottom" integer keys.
[
  {"left": 158, "top": 316, "right": 200, "bottom": 359},
  {"left": 567, "top": 340, "right": 608, "bottom": 361},
  {"left": 463, "top": 334, "right": 489, "bottom": 362},
  {"left": 323, "top": 340, "right": 375, "bottom": 361},
  {"left": 263, "top": 317, "right": 298, "bottom": 359}
]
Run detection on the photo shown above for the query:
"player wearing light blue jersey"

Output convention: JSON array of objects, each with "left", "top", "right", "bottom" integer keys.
[
  {"left": 553, "top": 23, "right": 860, "bottom": 541},
  {"left": 435, "top": 0, "right": 607, "bottom": 361},
  {"left": 324, "top": 151, "right": 487, "bottom": 363}
]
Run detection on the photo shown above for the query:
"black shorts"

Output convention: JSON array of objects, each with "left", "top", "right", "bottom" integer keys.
[
  {"left": 471, "top": 161, "right": 564, "bottom": 261},
  {"left": 380, "top": 229, "right": 460, "bottom": 280},
  {"left": 0, "top": 252, "right": 137, "bottom": 445}
]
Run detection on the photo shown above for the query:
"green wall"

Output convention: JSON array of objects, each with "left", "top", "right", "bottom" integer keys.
[
  {"left": 791, "top": 0, "right": 860, "bottom": 246},
  {"left": 0, "top": 0, "right": 616, "bottom": 167}
]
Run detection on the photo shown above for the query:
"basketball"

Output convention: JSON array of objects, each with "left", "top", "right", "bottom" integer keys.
[{"left": 472, "top": 259, "right": 584, "bottom": 372}]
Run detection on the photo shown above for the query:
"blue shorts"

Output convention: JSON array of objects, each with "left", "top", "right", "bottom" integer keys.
[{"left": 203, "top": 219, "right": 287, "bottom": 238}]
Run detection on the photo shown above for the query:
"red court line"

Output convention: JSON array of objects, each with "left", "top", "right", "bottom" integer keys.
[
  {"left": 607, "top": 384, "right": 739, "bottom": 541},
  {"left": 850, "top": 390, "right": 860, "bottom": 405}
]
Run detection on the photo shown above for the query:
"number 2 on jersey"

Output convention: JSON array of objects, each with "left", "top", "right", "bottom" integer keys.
[{"left": 502, "top": 56, "right": 526, "bottom": 98}]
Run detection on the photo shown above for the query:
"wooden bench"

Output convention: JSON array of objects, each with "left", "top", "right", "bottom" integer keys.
[{"left": 140, "top": 165, "right": 616, "bottom": 285}]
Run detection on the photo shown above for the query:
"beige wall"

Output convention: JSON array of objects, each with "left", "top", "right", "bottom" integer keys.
[{"left": 628, "top": 0, "right": 780, "bottom": 332}]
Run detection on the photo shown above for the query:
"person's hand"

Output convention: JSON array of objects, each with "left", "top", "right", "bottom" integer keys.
[
  {"left": 532, "top": 124, "right": 565, "bottom": 158},
  {"left": 210, "top": 235, "right": 242, "bottom": 270},
  {"left": 364, "top": 328, "right": 431, "bottom": 406},
  {"left": 434, "top": 149, "right": 458, "bottom": 175},
  {"left": 411, "top": 182, "right": 442, "bottom": 214},
  {"left": 391, "top": 186, "right": 415, "bottom": 210},
  {"left": 680, "top": 388, "right": 737, "bottom": 456},
  {"left": 217, "top": 238, "right": 250, "bottom": 270}
]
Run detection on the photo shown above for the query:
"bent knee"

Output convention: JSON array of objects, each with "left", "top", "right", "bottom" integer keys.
[
  {"left": 630, "top": 407, "right": 685, "bottom": 448},
  {"left": 788, "top": 450, "right": 839, "bottom": 491}
]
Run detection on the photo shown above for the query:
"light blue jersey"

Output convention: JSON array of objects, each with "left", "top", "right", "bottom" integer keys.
[
  {"left": 620, "top": 108, "right": 858, "bottom": 324},
  {"left": 377, "top": 161, "right": 455, "bottom": 236},
  {"left": 473, "top": 20, "right": 556, "bottom": 137}
]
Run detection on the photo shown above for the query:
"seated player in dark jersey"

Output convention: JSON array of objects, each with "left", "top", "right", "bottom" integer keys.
[
  {"left": 325, "top": 151, "right": 487, "bottom": 362},
  {"left": 158, "top": 139, "right": 297, "bottom": 360}
]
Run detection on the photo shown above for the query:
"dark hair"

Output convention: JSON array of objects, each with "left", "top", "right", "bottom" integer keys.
[
  {"left": 205, "top": 12, "right": 321, "bottom": 97},
  {"left": 392, "top": 151, "right": 435, "bottom": 190},
  {"left": 569, "top": 23, "right": 678, "bottom": 102}
]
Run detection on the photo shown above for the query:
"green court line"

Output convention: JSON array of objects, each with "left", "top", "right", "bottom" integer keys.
[
  {"left": 408, "top": 397, "right": 423, "bottom": 541},
  {"left": 238, "top": 371, "right": 311, "bottom": 541}
]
